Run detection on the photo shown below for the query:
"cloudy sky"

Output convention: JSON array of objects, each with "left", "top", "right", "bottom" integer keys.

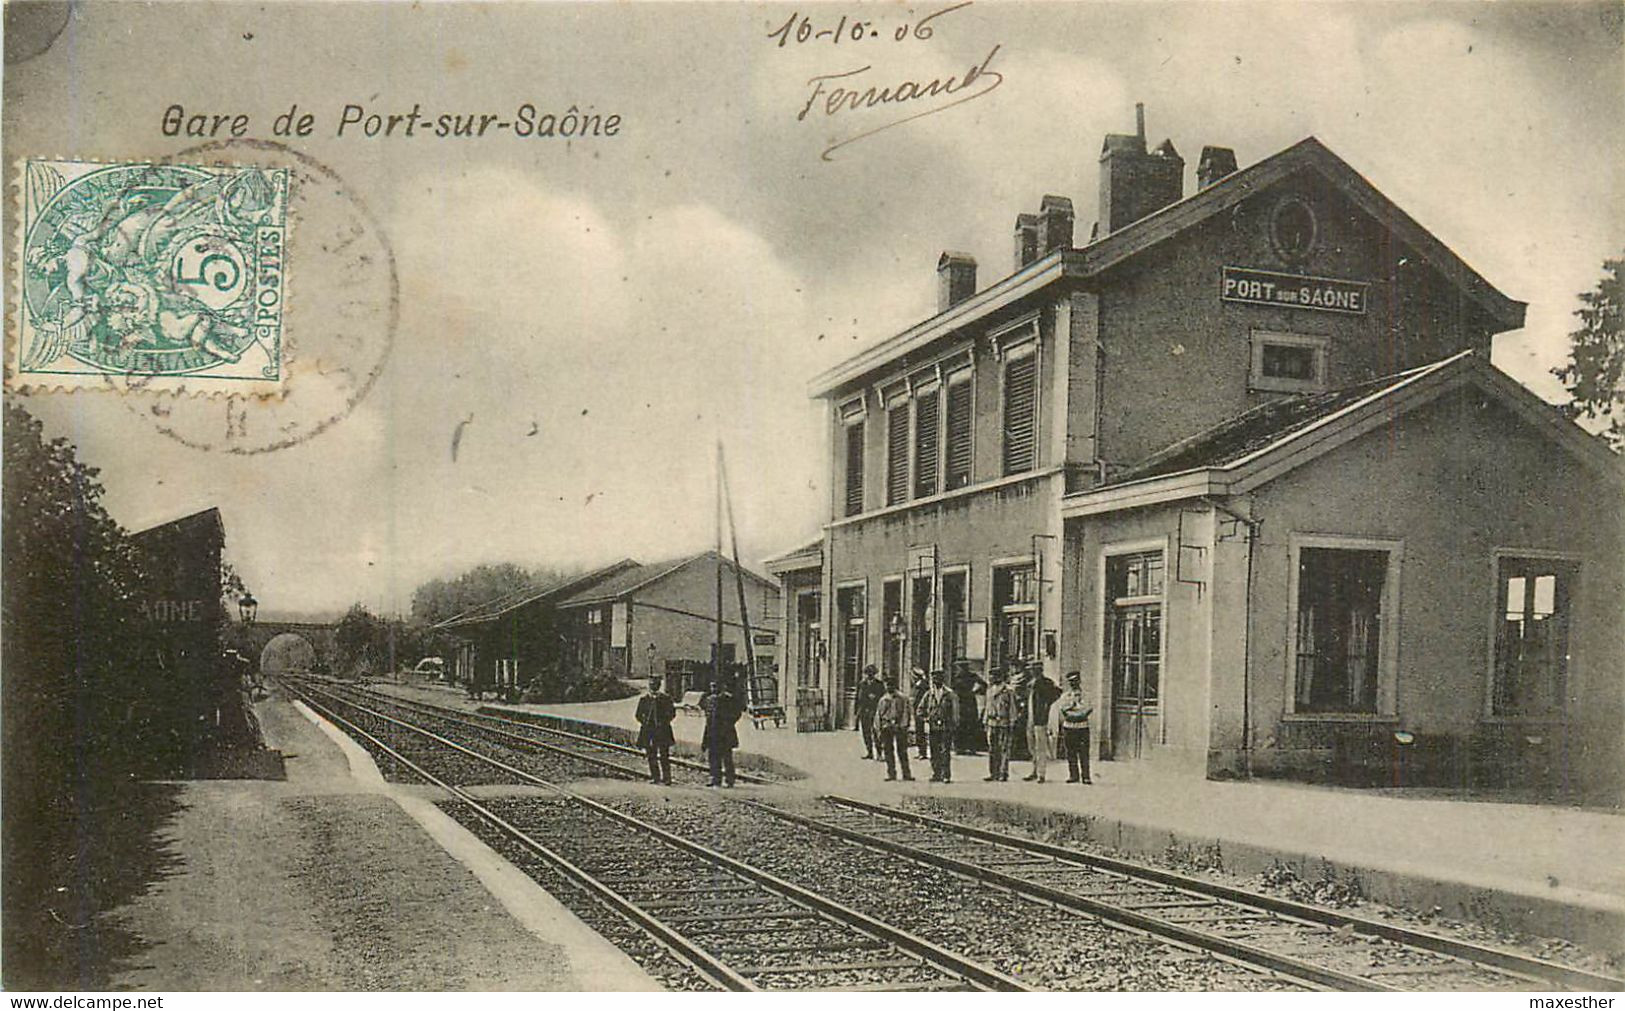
[{"left": 6, "top": 1, "right": 1621, "bottom": 619}]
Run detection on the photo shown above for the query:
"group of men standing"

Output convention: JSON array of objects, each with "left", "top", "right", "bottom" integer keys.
[
  {"left": 855, "top": 664, "right": 1093, "bottom": 785},
  {"left": 634, "top": 675, "right": 743, "bottom": 787}
]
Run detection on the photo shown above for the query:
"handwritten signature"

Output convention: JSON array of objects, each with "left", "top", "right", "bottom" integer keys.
[{"left": 797, "top": 45, "right": 1004, "bottom": 161}]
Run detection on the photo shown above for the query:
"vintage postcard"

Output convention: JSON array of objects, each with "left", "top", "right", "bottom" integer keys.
[{"left": 3, "top": 0, "right": 1622, "bottom": 998}]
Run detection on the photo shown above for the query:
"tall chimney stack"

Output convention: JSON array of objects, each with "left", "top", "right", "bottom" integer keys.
[
  {"left": 1012, "top": 213, "right": 1040, "bottom": 270},
  {"left": 1039, "top": 195, "right": 1075, "bottom": 254},
  {"left": 1098, "top": 104, "right": 1185, "bottom": 234},
  {"left": 1197, "top": 146, "right": 1238, "bottom": 189},
  {"left": 937, "top": 251, "right": 978, "bottom": 312}
]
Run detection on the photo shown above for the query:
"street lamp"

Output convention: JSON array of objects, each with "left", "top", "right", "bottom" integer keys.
[{"left": 238, "top": 592, "right": 258, "bottom": 626}]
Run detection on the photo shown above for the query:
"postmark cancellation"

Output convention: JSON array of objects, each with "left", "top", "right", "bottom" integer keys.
[{"left": 11, "top": 158, "right": 288, "bottom": 393}]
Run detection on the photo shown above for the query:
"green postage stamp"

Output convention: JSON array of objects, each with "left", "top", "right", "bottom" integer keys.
[{"left": 13, "top": 158, "right": 289, "bottom": 393}]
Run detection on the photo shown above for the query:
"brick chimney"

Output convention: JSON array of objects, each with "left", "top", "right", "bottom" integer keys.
[
  {"left": 1197, "top": 146, "right": 1238, "bottom": 189},
  {"left": 1012, "top": 213, "right": 1040, "bottom": 270},
  {"left": 937, "top": 251, "right": 977, "bottom": 311},
  {"left": 1039, "top": 195, "right": 1074, "bottom": 254},
  {"left": 1098, "top": 103, "right": 1185, "bottom": 233}
]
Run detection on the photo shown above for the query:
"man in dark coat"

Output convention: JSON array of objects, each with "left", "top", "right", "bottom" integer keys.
[
  {"left": 700, "top": 679, "right": 741, "bottom": 787},
  {"left": 855, "top": 664, "right": 886, "bottom": 759},
  {"left": 635, "top": 675, "right": 677, "bottom": 785},
  {"left": 952, "top": 661, "right": 985, "bottom": 755}
]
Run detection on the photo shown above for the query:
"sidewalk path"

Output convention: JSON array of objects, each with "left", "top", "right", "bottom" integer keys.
[{"left": 103, "top": 684, "right": 658, "bottom": 991}]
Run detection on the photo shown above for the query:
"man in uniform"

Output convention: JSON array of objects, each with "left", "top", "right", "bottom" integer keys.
[
  {"left": 700, "top": 679, "right": 742, "bottom": 787},
  {"left": 855, "top": 664, "right": 886, "bottom": 760},
  {"left": 635, "top": 675, "right": 677, "bottom": 785},
  {"left": 1054, "top": 670, "right": 1094, "bottom": 784},
  {"left": 873, "top": 678, "right": 915, "bottom": 782},
  {"left": 982, "top": 668, "right": 1017, "bottom": 782},
  {"left": 920, "top": 669, "right": 959, "bottom": 783}
]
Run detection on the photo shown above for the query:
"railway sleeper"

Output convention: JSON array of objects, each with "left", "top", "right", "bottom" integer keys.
[{"left": 737, "top": 958, "right": 924, "bottom": 977}]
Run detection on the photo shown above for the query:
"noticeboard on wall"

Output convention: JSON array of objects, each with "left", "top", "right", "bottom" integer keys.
[{"left": 963, "top": 620, "right": 987, "bottom": 661}]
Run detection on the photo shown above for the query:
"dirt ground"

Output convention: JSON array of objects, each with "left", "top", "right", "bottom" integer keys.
[{"left": 93, "top": 687, "right": 656, "bottom": 990}]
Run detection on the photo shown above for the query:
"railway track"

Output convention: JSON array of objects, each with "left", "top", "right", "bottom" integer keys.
[
  {"left": 299, "top": 678, "right": 771, "bottom": 785},
  {"left": 288, "top": 678, "right": 1624, "bottom": 992},
  {"left": 286, "top": 680, "right": 1025, "bottom": 992}
]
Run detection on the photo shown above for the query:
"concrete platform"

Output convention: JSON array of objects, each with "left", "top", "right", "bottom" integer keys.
[
  {"left": 104, "top": 684, "right": 658, "bottom": 990},
  {"left": 376, "top": 681, "right": 1625, "bottom": 953}
]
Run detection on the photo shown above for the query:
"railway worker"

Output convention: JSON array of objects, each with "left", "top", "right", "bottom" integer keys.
[
  {"left": 873, "top": 677, "right": 915, "bottom": 782},
  {"left": 910, "top": 668, "right": 930, "bottom": 760},
  {"left": 855, "top": 664, "right": 886, "bottom": 760},
  {"left": 1021, "top": 663, "right": 1062, "bottom": 784},
  {"left": 700, "top": 679, "right": 741, "bottom": 787},
  {"left": 635, "top": 675, "right": 677, "bottom": 785},
  {"left": 920, "top": 670, "right": 959, "bottom": 783},
  {"left": 1053, "top": 670, "right": 1094, "bottom": 784},
  {"left": 951, "top": 661, "right": 986, "bottom": 755},
  {"left": 982, "top": 668, "right": 1017, "bottom": 782}
]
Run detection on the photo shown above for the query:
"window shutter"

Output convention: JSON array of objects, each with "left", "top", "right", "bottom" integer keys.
[
  {"left": 1002, "top": 351, "right": 1038, "bottom": 474},
  {"left": 913, "top": 387, "right": 940, "bottom": 498},
  {"left": 886, "top": 402, "right": 910, "bottom": 506},
  {"left": 844, "top": 421, "right": 865, "bottom": 516},
  {"left": 945, "top": 375, "right": 973, "bottom": 489}
]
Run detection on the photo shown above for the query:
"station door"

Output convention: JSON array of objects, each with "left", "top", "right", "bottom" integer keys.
[{"left": 1109, "top": 602, "right": 1161, "bottom": 760}]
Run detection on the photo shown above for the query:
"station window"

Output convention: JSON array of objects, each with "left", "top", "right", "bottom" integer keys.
[
  {"left": 913, "top": 383, "right": 940, "bottom": 499},
  {"left": 993, "top": 563, "right": 1038, "bottom": 669},
  {"left": 886, "top": 394, "right": 911, "bottom": 506},
  {"left": 1291, "top": 546, "right": 1390, "bottom": 714},
  {"left": 1250, "top": 331, "right": 1328, "bottom": 394},
  {"left": 1001, "top": 344, "right": 1039, "bottom": 475},
  {"left": 944, "top": 368, "right": 974, "bottom": 490},
  {"left": 1492, "top": 557, "right": 1577, "bottom": 719},
  {"left": 842, "top": 413, "right": 865, "bottom": 517}
]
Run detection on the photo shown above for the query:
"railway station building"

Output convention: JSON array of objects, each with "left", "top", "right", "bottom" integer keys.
[
  {"left": 768, "top": 111, "right": 1624, "bottom": 798},
  {"left": 439, "top": 551, "right": 779, "bottom": 697}
]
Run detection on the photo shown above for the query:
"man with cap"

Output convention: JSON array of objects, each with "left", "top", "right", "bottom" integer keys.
[
  {"left": 910, "top": 668, "right": 930, "bottom": 759},
  {"left": 873, "top": 676, "right": 915, "bottom": 781},
  {"left": 1021, "top": 662, "right": 1062, "bottom": 783},
  {"left": 982, "top": 668, "right": 1017, "bottom": 781},
  {"left": 920, "top": 669, "right": 959, "bottom": 783},
  {"left": 854, "top": 664, "right": 886, "bottom": 760},
  {"left": 1053, "top": 670, "right": 1094, "bottom": 784},
  {"left": 635, "top": 674, "right": 677, "bottom": 785}
]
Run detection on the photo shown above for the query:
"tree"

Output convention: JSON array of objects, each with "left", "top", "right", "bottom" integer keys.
[
  {"left": 410, "top": 562, "right": 574, "bottom": 625},
  {"left": 1553, "top": 256, "right": 1625, "bottom": 451},
  {"left": 334, "top": 603, "right": 387, "bottom": 675}
]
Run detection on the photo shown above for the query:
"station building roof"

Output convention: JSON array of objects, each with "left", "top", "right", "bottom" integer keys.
[{"left": 809, "top": 137, "right": 1527, "bottom": 400}]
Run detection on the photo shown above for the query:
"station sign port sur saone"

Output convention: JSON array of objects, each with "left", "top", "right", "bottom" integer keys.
[{"left": 1221, "top": 267, "right": 1369, "bottom": 315}]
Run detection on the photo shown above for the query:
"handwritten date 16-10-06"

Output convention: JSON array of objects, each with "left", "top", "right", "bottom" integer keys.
[{"left": 767, "top": 2, "right": 971, "bottom": 48}]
